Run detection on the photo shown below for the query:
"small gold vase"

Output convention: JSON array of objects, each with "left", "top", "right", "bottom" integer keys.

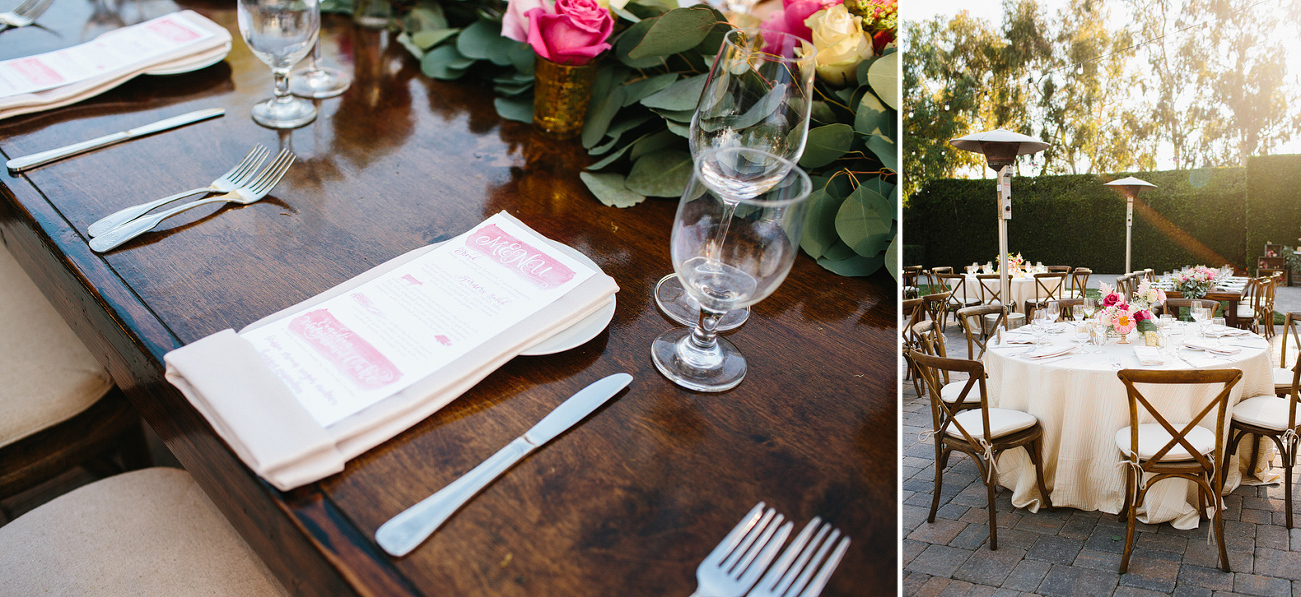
[{"left": 532, "top": 56, "right": 598, "bottom": 139}]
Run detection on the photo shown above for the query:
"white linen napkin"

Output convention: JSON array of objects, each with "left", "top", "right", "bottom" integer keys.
[
  {"left": 1182, "top": 339, "right": 1241, "bottom": 355},
  {"left": 0, "top": 12, "right": 231, "bottom": 120},
  {"left": 1023, "top": 344, "right": 1075, "bottom": 360},
  {"left": 1133, "top": 346, "right": 1164, "bottom": 366},
  {"left": 164, "top": 213, "right": 620, "bottom": 491},
  {"left": 1002, "top": 333, "right": 1036, "bottom": 344}
]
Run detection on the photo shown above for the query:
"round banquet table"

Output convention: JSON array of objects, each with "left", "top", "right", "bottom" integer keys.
[
  {"left": 947, "top": 273, "right": 1050, "bottom": 312},
  {"left": 983, "top": 324, "right": 1276, "bottom": 529}
]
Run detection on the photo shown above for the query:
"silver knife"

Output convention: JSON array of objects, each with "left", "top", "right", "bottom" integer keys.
[
  {"left": 375, "top": 372, "right": 633, "bottom": 557},
  {"left": 6, "top": 108, "right": 225, "bottom": 172}
]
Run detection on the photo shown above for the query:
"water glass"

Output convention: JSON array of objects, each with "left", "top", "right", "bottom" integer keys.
[{"left": 238, "top": 0, "right": 319, "bottom": 128}]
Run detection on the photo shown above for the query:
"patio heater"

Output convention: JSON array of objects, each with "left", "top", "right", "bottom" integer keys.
[
  {"left": 950, "top": 129, "right": 1049, "bottom": 315},
  {"left": 1104, "top": 177, "right": 1157, "bottom": 274}
]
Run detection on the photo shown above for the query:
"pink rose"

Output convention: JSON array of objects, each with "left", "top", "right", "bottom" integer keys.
[
  {"left": 1102, "top": 293, "right": 1120, "bottom": 307},
  {"left": 1134, "top": 309, "right": 1150, "bottom": 322},
  {"left": 526, "top": 0, "right": 613, "bottom": 66},
  {"left": 503, "top": 0, "right": 550, "bottom": 43},
  {"left": 761, "top": 0, "right": 837, "bottom": 42}
]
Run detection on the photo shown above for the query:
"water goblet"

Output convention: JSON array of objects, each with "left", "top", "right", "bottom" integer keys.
[
  {"left": 238, "top": 0, "right": 319, "bottom": 129},
  {"left": 290, "top": 37, "right": 351, "bottom": 98},
  {"left": 650, "top": 147, "right": 814, "bottom": 392},
  {"left": 653, "top": 29, "right": 816, "bottom": 332},
  {"left": 1082, "top": 297, "right": 1097, "bottom": 319},
  {"left": 1190, "top": 305, "right": 1210, "bottom": 337}
]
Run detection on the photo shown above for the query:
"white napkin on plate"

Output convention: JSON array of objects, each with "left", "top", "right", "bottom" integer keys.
[
  {"left": 1133, "top": 346, "right": 1164, "bottom": 366},
  {"left": 0, "top": 12, "right": 231, "bottom": 120},
  {"left": 1002, "top": 333, "right": 1036, "bottom": 344},
  {"left": 1183, "top": 339, "right": 1240, "bottom": 355},
  {"left": 1023, "top": 344, "right": 1075, "bottom": 359},
  {"left": 164, "top": 213, "right": 619, "bottom": 491}
]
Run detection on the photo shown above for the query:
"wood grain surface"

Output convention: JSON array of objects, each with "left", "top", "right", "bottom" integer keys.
[{"left": 0, "top": 4, "right": 898, "bottom": 595}]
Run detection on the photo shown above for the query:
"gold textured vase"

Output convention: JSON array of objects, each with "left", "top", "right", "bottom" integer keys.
[{"left": 532, "top": 56, "right": 598, "bottom": 139}]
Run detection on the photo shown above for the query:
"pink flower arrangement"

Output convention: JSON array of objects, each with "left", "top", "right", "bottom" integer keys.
[
  {"left": 1174, "top": 265, "right": 1219, "bottom": 299},
  {"left": 502, "top": 0, "right": 613, "bottom": 66},
  {"left": 760, "top": 0, "right": 896, "bottom": 85},
  {"left": 1095, "top": 281, "right": 1159, "bottom": 335}
]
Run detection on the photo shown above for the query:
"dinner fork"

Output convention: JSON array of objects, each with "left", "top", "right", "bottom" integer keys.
[
  {"left": 89, "top": 148, "right": 295, "bottom": 252},
  {"left": 747, "top": 517, "right": 850, "bottom": 597},
  {"left": 87, "top": 145, "right": 269, "bottom": 238},
  {"left": 692, "top": 502, "right": 793, "bottom": 597},
  {"left": 0, "top": 0, "right": 53, "bottom": 30}
]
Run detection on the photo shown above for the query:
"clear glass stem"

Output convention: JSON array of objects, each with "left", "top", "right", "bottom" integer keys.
[
  {"left": 273, "top": 69, "right": 293, "bottom": 105},
  {"left": 678, "top": 308, "right": 726, "bottom": 371},
  {"left": 707, "top": 199, "right": 740, "bottom": 263},
  {"left": 309, "top": 41, "right": 322, "bottom": 70}
]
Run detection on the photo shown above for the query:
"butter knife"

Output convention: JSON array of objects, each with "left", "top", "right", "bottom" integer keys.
[
  {"left": 6, "top": 108, "right": 225, "bottom": 172},
  {"left": 375, "top": 372, "right": 633, "bottom": 557}
]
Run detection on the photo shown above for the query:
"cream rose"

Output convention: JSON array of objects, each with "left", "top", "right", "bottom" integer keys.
[{"left": 805, "top": 4, "right": 873, "bottom": 87}]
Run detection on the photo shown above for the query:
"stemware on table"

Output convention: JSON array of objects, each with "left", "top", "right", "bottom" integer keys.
[
  {"left": 651, "top": 147, "right": 814, "bottom": 392},
  {"left": 237, "top": 0, "right": 319, "bottom": 128},
  {"left": 288, "top": 0, "right": 350, "bottom": 100},
  {"left": 653, "top": 28, "right": 816, "bottom": 332}
]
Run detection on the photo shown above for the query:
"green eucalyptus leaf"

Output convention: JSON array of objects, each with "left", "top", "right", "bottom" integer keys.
[
  {"left": 817, "top": 253, "right": 884, "bottom": 277},
  {"left": 727, "top": 83, "right": 786, "bottom": 130},
  {"left": 665, "top": 119, "right": 690, "bottom": 137},
  {"left": 885, "top": 234, "right": 899, "bottom": 280},
  {"left": 412, "top": 28, "right": 458, "bottom": 50},
  {"left": 641, "top": 74, "right": 707, "bottom": 111},
  {"left": 810, "top": 100, "right": 838, "bottom": 125},
  {"left": 627, "top": 7, "right": 716, "bottom": 59},
  {"left": 494, "top": 96, "right": 533, "bottom": 122},
  {"left": 865, "top": 133, "right": 897, "bottom": 171},
  {"left": 494, "top": 80, "right": 534, "bottom": 97},
  {"left": 611, "top": 4, "right": 641, "bottom": 22},
  {"left": 508, "top": 42, "right": 536, "bottom": 74},
  {"left": 889, "top": 184, "right": 899, "bottom": 220},
  {"left": 622, "top": 73, "right": 680, "bottom": 106},
  {"left": 867, "top": 51, "right": 899, "bottom": 110},
  {"left": 581, "top": 172, "right": 647, "bottom": 207},
  {"left": 421, "top": 45, "right": 473, "bottom": 80},
  {"left": 456, "top": 19, "right": 501, "bottom": 61},
  {"left": 652, "top": 108, "right": 696, "bottom": 123},
  {"left": 615, "top": 18, "right": 665, "bottom": 69},
  {"left": 631, "top": 129, "right": 681, "bottom": 160},
  {"left": 403, "top": 6, "right": 447, "bottom": 31},
  {"left": 836, "top": 186, "right": 893, "bottom": 257},
  {"left": 853, "top": 91, "right": 890, "bottom": 137},
  {"left": 395, "top": 32, "right": 424, "bottom": 59},
  {"left": 582, "top": 85, "right": 628, "bottom": 149},
  {"left": 626, "top": 149, "right": 692, "bottom": 197},
  {"left": 799, "top": 188, "right": 844, "bottom": 259},
  {"left": 822, "top": 240, "right": 857, "bottom": 261},
  {"left": 799, "top": 124, "right": 854, "bottom": 169}
]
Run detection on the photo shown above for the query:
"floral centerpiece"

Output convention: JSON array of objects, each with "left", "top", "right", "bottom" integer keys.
[
  {"left": 1173, "top": 266, "right": 1219, "bottom": 299},
  {"left": 1096, "top": 280, "right": 1165, "bottom": 337},
  {"left": 992, "top": 252, "right": 1025, "bottom": 276}
]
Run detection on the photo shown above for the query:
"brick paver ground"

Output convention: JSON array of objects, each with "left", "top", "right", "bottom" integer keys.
[{"left": 902, "top": 320, "right": 1301, "bottom": 597}]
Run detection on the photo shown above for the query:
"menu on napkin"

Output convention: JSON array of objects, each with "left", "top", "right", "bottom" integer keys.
[
  {"left": 0, "top": 11, "right": 231, "bottom": 119},
  {"left": 163, "top": 213, "right": 620, "bottom": 490},
  {"left": 240, "top": 215, "right": 595, "bottom": 427}
]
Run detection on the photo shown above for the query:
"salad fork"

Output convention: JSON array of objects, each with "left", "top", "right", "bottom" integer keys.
[
  {"left": 89, "top": 148, "right": 295, "bottom": 252},
  {"left": 0, "top": 0, "right": 53, "bottom": 30},
  {"left": 88, "top": 145, "right": 269, "bottom": 237},
  {"left": 747, "top": 517, "right": 850, "bottom": 597},
  {"left": 692, "top": 502, "right": 793, "bottom": 597}
]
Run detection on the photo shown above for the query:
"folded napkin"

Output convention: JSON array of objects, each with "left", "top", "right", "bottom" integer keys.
[
  {"left": 1182, "top": 339, "right": 1240, "bottom": 355},
  {"left": 0, "top": 12, "right": 231, "bottom": 120},
  {"left": 164, "top": 213, "right": 619, "bottom": 490},
  {"left": 1204, "top": 325, "right": 1248, "bottom": 338},
  {"left": 1023, "top": 344, "right": 1075, "bottom": 360},
  {"left": 1133, "top": 346, "right": 1164, "bottom": 366},
  {"left": 1002, "top": 333, "right": 1036, "bottom": 345}
]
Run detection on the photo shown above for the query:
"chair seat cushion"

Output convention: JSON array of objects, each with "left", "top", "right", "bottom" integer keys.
[
  {"left": 1232, "top": 395, "right": 1290, "bottom": 431},
  {"left": 940, "top": 381, "right": 975, "bottom": 404},
  {"left": 0, "top": 468, "right": 287, "bottom": 596},
  {"left": 1274, "top": 367, "right": 1294, "bottom": 391},
  {"left": 1115, "top": 424, "right": 1216, "bottom": 461},
  {"left": 0, "top": 247, "right": 113, "bottom": 449},
  {"left": 947, "top": 408, "right": 1037, "bottom": 440},
  {"left": 1237, "top": 305, "right": 1255, "bottom": 319}
]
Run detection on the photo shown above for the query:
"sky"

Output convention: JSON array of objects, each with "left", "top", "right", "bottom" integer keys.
[{"left": 901, "top": 0, "right": 1301, "bottom": 165}]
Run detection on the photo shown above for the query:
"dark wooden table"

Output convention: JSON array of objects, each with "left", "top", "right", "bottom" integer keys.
[{"left": 0, "top": 2, "right": 896, "bottom": 595}]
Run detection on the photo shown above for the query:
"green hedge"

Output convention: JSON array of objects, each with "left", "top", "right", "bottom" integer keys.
[
  {"left": 903, "top": 167, "right": 1250, "bottom": 274},
  {"left": 1245, "top": 155, "right": 1301, "bottom": 270}
]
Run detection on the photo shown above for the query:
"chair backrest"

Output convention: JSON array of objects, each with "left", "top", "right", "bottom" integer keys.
[
  {"left": 956, "top": 304, "right": 1006, "bottom": 360},
  {"left": 908, "top": 350, "right": 992, "bottom": 445},
  {"left": 1115, "top": 369, "right": 1239, "bottom": 477},
  {"left": 975, "top": 274, "right": 1003, "bottom": 305},
  {"left": 1161, "top": 298, "right": 1219, "bottom": 320},
  {"left": 1047, "top": 298, "right": 1084, "bottom": 321},
  {"left": 1046, "top": 265, "right": 1072, "bottom": 274},
  {"left": 1033, "top": 272, "right": 1067, "bottom": 303},
  {"left": 1284, "top": 312, "right": 1301, "bottom": 367},
  {"left": 937, "top": 273, "right": 973, "bottom": 307},
  {"left": 1115, "top": 274, "right": 1134, "bottom": 301},
  {"left": 903, "top": 297, "right": 924, "bottom": 332},
  {"left": 1070, "top": 267, "right": 1092, "bottom": 298},
  {"left": 922, "top": 291, "right": 951, "bottom": 332},
  {"left": 1142, "top": 269, "right": 1155, "bottom": 283}
]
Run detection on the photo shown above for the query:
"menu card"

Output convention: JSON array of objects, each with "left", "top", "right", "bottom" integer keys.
[{"left": 241, "top": 214, "right": 596, "bottom": 427}]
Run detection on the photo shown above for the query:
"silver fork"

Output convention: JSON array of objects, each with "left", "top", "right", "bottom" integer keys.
[
  {"left": 0, "top": 0, "right": 53, "bottom": 30},
  {"left": 89, "top": 148, "right": 295, "bottom": 252},
  {"left": 747, "top": 518, "right": 850, "bottom": 597},
  {"left": 87, "top": 145, "right": 269, "bottom": 237},
  {"left": 691, "top": 502, "right": 793, "bottom": 597}
]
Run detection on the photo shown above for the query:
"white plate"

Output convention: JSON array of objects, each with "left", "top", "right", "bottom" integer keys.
[{"left": 520, "top": 244, "right": 615, "bottom": 356}]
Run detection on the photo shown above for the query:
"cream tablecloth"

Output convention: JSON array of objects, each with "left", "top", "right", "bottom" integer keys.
[{"left": 984, "top": 325, "right": 1274, "bottom": 529}]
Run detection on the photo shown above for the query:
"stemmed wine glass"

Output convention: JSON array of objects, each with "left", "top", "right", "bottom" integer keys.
[
  {"left": 237, "top": 0, "right": 320, "bottom": 129},
  {"left": 651, "top": 147, "right": 814, "bottom": 392},
  {"left": 289, "top": 3, "right": 350, "bottom": 99},
  {"left": 1191, "top": 304, "right": 1210, "bottom": 338},
  {"left": 653, "top": 28, "right": 816, "bottom": 332}
]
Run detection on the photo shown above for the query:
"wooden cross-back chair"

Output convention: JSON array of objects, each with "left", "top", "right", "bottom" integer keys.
[
  {"left": 1226, "top": 351, "right": 1301, "bottom": 528},
  {"left": 1278, "top": 312, "right": 1301, "bottom": 397},
  {"left": 1068, "top": 267, "right": 1091, "bottom": 299},
  {"left": 903, "top": 265, "right": 923, "bottom": 299},
  {"left": 922, "top": 291, "right": 952, "bottom": 333},
  {"left": 936, "top": 272, "right": 980, "bottom": 314},
  {"left": 955, "top": 304, "right": 1007, "bottom": 360},
  {"left": 1026, "top": 298, "right": 1084, "bottom": 323},
  {"left": 1160, "top": 299, "right": 1220, "bottom": 321},
  {"left": 908, "top": 351, "right": 1051, "bottom": 551},
  {"left": 1046, "top": 265, "right": 1072, "bottom": 274},
  {"left": 1114, "top": 368, "right": 1239, "bottom": 574},
  {"left": 1023, "top": 272, "right": 1067, "bottom": 316},
  {"left": 902, "top": 297, "right": 925, "bottom": 393},
  {"left": 975, "top": 274, "right": 1007, "bottom": 309}
]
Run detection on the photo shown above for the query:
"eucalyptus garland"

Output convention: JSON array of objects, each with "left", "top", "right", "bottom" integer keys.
[{"left": 325, "top": 0, "right": 897, "bottom": 279}]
